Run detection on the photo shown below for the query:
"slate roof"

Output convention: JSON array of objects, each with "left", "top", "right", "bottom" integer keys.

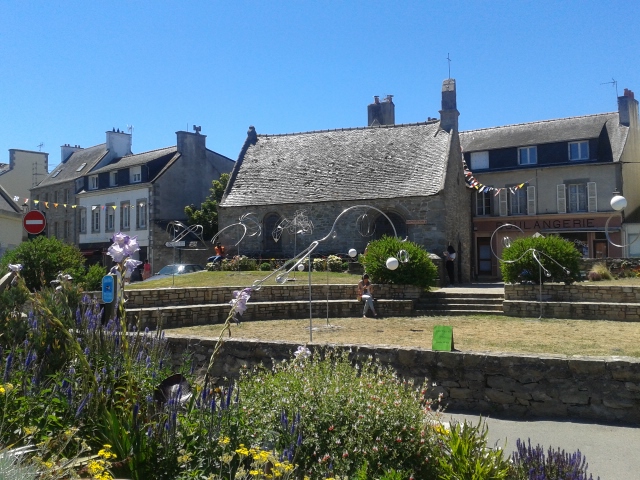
[
  {"left": 91, "top": 146, "right": 178, "bottom": 175},
  {"left": 460, "top": 112, "right": 629, "bottom": 161},
  {"left": 37, "top": 144, "right": 107, "bottom": 187},
  {"left": 0, "top": 184, "right": 21, "bottom": 214},
  {"left": 222, "top": 121, "right": 451, "bottom": 207}
]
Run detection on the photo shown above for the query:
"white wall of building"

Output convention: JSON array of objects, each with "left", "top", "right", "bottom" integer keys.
[{"left": 78, "top": 186, "right": 150, "bottom": 247}]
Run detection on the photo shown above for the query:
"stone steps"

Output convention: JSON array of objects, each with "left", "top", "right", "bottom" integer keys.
[{"left": 416, "top": 292, "right": 504, "bottom": 316}]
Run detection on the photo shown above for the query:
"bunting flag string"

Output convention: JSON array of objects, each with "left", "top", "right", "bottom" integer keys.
[
  {"left": 463, "top": 159, "right": 533, "bottom": 196},
  {"left": 11, "top": 195, "right": 143, "bottom": 211}
]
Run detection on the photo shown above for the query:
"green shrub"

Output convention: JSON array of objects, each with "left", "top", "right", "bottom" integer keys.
[
  {"left": 81, "top": 263, "right": 108, "bottom": 291},
  {"left": 360, "top": 236, "right": 437, "bottom": 288},
  {"left": 259, "top": 262, "right": 271, "bottom": 271},
  {"left": 500, "top": 235, "right": 582, "bottom": 284},
  {"left": 436, "top": 419, "right": 512, "bottom": 479},
  {"left": 0, "top": 236, "right": 86, "bottom": 291},
  {"left": 221, "top": 255, "right": 257, "bottom": 271},
  {"left": 313, "top": 258, "right": 326, "bottom": 271},
  {"left": 237, "top": 349, "right": 440, "bottom": 478}
]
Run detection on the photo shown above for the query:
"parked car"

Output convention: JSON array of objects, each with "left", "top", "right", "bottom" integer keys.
[{"left": 144, "top": 264, "right": 204, "bottom": 282}]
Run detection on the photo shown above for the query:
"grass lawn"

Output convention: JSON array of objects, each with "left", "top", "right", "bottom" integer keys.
[
  {"left": 126, "top": 270, "right": 361, "bottom": 289},
  {"left": 133, "top": 270, "right": 640, "bottom": 358},
  {"left": 165, "top": 314, "right": 640, "bottom": 358}
]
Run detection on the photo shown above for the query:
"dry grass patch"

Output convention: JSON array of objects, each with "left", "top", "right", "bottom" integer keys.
[{"left": 165, "top": 315, "right": 640, "bottom": 358}]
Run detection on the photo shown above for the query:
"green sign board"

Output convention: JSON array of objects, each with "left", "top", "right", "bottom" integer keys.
[{"left": 432, "top": 325, "right": 454, "bottom": 351}]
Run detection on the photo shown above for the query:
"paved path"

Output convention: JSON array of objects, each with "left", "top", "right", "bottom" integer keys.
[
  {"left": 437, "top": 281, "right": 506, "bottom": 294},
  {"left": 444, "top": 413, "right": 639, "bottom": 479}
]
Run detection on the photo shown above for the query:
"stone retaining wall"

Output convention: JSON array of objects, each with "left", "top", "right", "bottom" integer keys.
[
  {"left": 130, "top": 299, "right": 414, "bottom": 330},
  {"left": 165, "top": 336, "right": 640, "bottom": 425},
  {"left": 504, "top": 284, "right": 640, "bottom": 321},
  {"left": 124, "top": 284, "right": 423, "bottom": 308}
]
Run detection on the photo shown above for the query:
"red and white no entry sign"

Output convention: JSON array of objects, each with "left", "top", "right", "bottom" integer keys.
[{"left": 23, "top": 210, "right": 46, "bottom": 235}]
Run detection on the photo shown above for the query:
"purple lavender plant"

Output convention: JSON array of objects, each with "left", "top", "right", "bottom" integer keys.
[{"left": 512, "top": 438, "right": 600, "bottom": 480}]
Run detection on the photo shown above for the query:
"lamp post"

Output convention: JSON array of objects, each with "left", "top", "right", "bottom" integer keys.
[{"left": 604, "top": 194, "right": 638, "bottom": 254}]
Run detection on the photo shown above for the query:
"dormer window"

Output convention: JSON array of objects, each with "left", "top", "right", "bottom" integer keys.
[
  {"left": 569, "top": 141, "right": 589, "bottom": 161},
  {"left": 470, "top": 151, "right": 489, "bottom": 170},
  {"left": 76, "top": 162, "right": 87, "bottom": 172},
  {"left": 110, "top": 171, "right": 118, "bottom": 186},
  {"left": 89, "top": 175, "right": 99, "bottom": 190},
  {"left": 518, "top": 146, "right": 537, "bottom": 165},
  {"left": 130, "top": 166, "right": 142, "bottom": 183}
]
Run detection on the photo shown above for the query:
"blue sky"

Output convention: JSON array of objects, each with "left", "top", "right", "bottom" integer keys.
[{"left": 1, "top": 1, "right": 639, "bottom": 173}]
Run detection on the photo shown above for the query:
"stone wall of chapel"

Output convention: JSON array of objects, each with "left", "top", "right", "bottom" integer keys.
[{"left": 219, "top": 196, "right": 452, "bottom": 259}]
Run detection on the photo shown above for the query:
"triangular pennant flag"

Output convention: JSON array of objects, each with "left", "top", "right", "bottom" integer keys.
[
  {"left": 44, "top": 202, "right": 49, "bottom": 208},
  {"left": 91, "top": 206, "right": 97, "bottom": 211},
  {"left": 53, "top": 203, "right": 58, "bottom": 208},
  {"left": 24, "top": 198, "right": 29, "bottom": 204},
  {"left": 63, "top": 204, "right": 67, "bottom": 208},
  {"left": 112, "top": 205, "right": 117, "bottom": 210},
  {"left": 13, "top": 196, "right": 19, "bottom": 202},
  {"left": 71, "top": 205, "right": 77, "bottom": 208},
  {"left": 101, "top": 206, "right": 105, "bottom": 210},
  {"left": 494, "top": 188, "right": 502, "bottom": 196},
  {"left": 33, "top": 200, "right": 39, "bottom": 204},
  {"left": 518, "top": 183, "right": 525, "bottom": 188}
]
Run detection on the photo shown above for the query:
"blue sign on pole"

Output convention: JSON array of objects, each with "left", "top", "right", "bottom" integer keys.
[{"left": 102, "top": 275, "right": 115, "bottom": 303}]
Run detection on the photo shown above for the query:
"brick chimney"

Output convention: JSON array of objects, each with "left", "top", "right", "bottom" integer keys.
[
  {"left": 368, "top": 95, "right": 395, "bottom": 126},
  {"left": 619, "top": 88, "right": 638, "bottom": 128},
  {"left": 439, "top": 78, "right": 459, "bottom": 133}
]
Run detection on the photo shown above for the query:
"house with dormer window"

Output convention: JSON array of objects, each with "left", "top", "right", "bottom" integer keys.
[
  {"left": 76, "top": 129, "right": 234, "bottom": 270},
  {"left": 460, "top": 88, "right": 640, "bottom": 278}
]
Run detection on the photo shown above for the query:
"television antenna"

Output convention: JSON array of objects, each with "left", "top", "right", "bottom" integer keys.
[
  {"left": 127, "top": 125, "right": 134, "bottom": 134},
  {"left": 600, "top": 78, "right": 618, "bottom": 98},
  {"left": 37, "top": 142, "right": 44, "bottom": 151},
  {"left": 446, "top": 53, "right": 452, "bottom": 79}
]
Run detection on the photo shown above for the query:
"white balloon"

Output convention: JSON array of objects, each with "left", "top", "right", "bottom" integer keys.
[
  {"left": 386, "top": 257, "right": 399, "bottom": 270},
  {"left": 348, "top": 248, "right": 358, "bottom": 258},
  {"left": 611, "top": 195, "right": 627, "bottom": 212}
]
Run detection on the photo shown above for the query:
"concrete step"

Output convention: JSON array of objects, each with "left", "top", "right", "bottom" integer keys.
[
  {"left": 417, "top": 298, "right": 503, "bottom": 306},
  {"left": 417, "top": 302, "right": 503, "bottom": 311},
  {"left": 415, "top": 309, "right": 504, "bottom": 316}
]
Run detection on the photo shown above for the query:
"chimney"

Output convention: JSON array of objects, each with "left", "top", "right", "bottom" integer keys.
[
  {"left": 368, "top": 95, "right": 395, "bottom": 126},
  {"left": 106, "top": 129, "right": 132, "bottom": 158},
  {"left": 60, "top": 143, "right": 82, "bottom": 163},
  {"left": 176, "top": 128, "right": 207, "bottom": 159},
  {"left": 439, "top": 78, "right": 459, "bottom": 133},
  {"left": 618, "top": 88, "right": 638, "bottom": 128}
]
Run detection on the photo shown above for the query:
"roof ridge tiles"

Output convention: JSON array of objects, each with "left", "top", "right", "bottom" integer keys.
[
  {"left": 257, "top": 119, "right": 439, "bottom": 138},
  {"left": 120, "top": 145, "right": 176, "bottom": 158},
  {"left": 461, "top": 111, "right": 618, "bottom": 134}
]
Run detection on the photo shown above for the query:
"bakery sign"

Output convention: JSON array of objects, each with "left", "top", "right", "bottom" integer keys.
[{"left": 406, "top": 219, "right": 427, "bottom": 225}]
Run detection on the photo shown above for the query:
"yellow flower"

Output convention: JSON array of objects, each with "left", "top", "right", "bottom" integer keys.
[
  {"left": 219, "top": 436, "right": 231, "bottom": 445},
  {"left": 0, "top": 386, "right": 4, "bottom": 395},
  {"left": 249, "top": 470, "right": 260, "bottom": 476}
]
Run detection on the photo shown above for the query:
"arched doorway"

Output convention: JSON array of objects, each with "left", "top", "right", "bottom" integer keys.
[
  {"left": 263, "top": 213, "right": 282, "bottom": 254},
  {"left": 373, "top": 212, "right": 406, "bottom": 240}
]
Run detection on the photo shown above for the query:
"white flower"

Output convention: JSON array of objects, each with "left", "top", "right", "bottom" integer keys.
[
  {"left": 123, "top": 235, "right": 140, "bottom": 256},
  {"left": 8, "top": 264, "right": 23, "bottom": 272},
  {"left": 294, "top": 346, "right": 311, "bottom": 360},
  {"left": 124, "top": 258, "right": 142, "bottom": 274},
  {"left": 111, "top": 232, "right": 128, "bottom": 246}
]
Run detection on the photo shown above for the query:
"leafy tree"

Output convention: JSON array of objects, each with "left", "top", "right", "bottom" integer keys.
[
  {"left": 360, "top": 236, "right": 438, "bottom": 288},
  {"left": 184, "top": 173, "right": 229, "bottom": 241},
  {"left": 0, "top": 236, "right": 87, "bottom": 291},
  {"left": 500, "top": 235, "right": 582, "bottom": 284}
]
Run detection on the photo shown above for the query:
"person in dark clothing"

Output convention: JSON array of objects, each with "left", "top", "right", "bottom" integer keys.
[{"left": 444, "top": 245, "right": 456, "bottom": 286}]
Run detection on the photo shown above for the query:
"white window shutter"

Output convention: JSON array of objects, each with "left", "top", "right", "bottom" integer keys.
[
  {"left": 527, "top": 186, "right": 536, "bottom": 215},
  {"left": 557, "top": 184, "right": 567, "bottom": 214},
  {"left": 587, "top": 182, "right": 597, "bottom": 212},
  {"left": 499, "top": 190, "right": 508, "bottom": 216}
]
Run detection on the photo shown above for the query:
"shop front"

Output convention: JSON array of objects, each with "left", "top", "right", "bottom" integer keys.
[{"left": 473, "top": 213, "right": 623, "bottom": 278}]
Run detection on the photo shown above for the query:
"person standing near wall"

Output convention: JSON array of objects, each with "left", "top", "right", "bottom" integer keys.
[
  {"left": 444, "top": 245, "right": 456, "bottom": 286},
  {"left": 142, "top": 259, "right": 151, "bottom": 280}
]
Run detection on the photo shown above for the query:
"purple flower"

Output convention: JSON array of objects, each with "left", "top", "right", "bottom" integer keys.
[
  {"left": 111, "top": 232, "right": 128, "bottom": 246},
  {"left": 229, "top": 288, "right": 252, "bottom": 316},
  {"left": 107, "top": 243, "right": 126, "bottom": 263},
  {"left": 123, "top": 235, "right": 140, "bottom": 256},
  {"left": 124, "top": 258, "right": 142, "bottom": 274}
]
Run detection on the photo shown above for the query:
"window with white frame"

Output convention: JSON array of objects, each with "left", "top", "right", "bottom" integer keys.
[
  {"left": 470, "top": 151, "right": 489, "bottom": 170},
  {"left": 569, "top": 141, "right": 589, "bottom": 161},
  {"left": 568, "top": 184, "right": 587, "bottom": 212},
  {"left": 563, "top": 182, "right": 597, "bottom": 213},
  {"left": 476, "top": 189, "right": 491, "bottom": 216},
  {"left": 89, "top": 175, "right": 99, "bottom": 190},
  {"left": 106, "top": 204, "right": 115, "bottom": 231},
  {"left": 80, "top": 208, "right": 87, "bottom": 233},
  {"left": 92, "top": 206, "right": 101, "bottom": 232},
  {"left": 75, "top": 178, "right": 84, "bottom": 192},
  {"left": 136, "top": 200, "right": 147, "bottom": 228},
  {"left": 130, "top": 166, "right": 142, "bottom": 183},
  {"left": 110, "top": 171, "right": 118, "bottom": 186},
  {"left": 518, "top": 146, "right": 537, "bottom": 165},
  {"left": 509, "top": 188, "right": 527, "bottom": 215},
  {"left": 120, "top": 201, "right": 130, "bottom": 230}
]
